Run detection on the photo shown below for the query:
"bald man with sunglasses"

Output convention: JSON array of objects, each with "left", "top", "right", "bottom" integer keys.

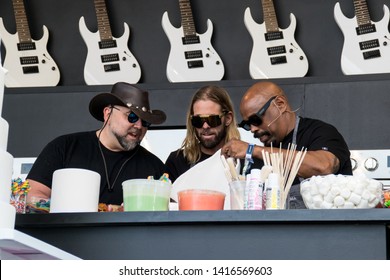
[
  {"left": 222, "top": 81, "right": 352, "bottom": 208},
  {"left": 165, "top": 85, "right": 244, "bottom": 182}
]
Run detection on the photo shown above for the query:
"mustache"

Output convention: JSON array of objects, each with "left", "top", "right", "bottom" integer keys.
[{"left": 253, "top": 131, "right": 270, "bottom": 139}]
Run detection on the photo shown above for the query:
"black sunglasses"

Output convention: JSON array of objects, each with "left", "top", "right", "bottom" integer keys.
[
  {"left": 239, "top": 96, "right": 277, "bottom": 131},
  {"left": 191, "top": 112, "right": 226, "bottom": 128},
  {"left": 112, "top": 107, "right": 151, "bottom": 128}
]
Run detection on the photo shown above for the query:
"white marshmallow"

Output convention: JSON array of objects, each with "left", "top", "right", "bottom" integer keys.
[
  {"left": 340, "top": 188, "right": 351, "bottom": 199},
  {"left": 343, "top": 201, "right": 355, "bottom": 209},
  {"left": 334, "top": 196, "right": 345, "bottom": 207},
  {"left": 348, "top": 192, "right": 361, "bottom": 205}
]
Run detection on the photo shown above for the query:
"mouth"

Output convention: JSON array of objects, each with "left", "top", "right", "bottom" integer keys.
[
  {"left": 127, "top": 130, "right": 140, "bottom": 139},
  {"left": 255, "top": 131, "right": 271, "bottom": 144}
]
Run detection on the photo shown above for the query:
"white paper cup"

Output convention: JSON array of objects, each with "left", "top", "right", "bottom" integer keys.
[{"left": 50, "top": 168, "right": 100, "bottom": 213}]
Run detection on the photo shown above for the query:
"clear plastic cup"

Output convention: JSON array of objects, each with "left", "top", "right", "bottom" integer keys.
[
  {"left": 178, "top": 189, "right": 225, "bottom": 210},
  {"left": 229, "top": 180, "right": 245, "bottom": 210},
  {"left": 122, "top": 179, "right": 171, "bottom": 211}
]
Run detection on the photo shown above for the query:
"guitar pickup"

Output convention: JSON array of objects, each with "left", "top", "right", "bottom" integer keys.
[
  {"left": 182, "top": 35, "right": 200, "bottom": 45},
  {"left": 356, "top": 24, "right": 376, "bottom": 35},
  {"left": 359, "top": 39, "right": 380, "bottom": 50},
  {"left": 104, "top": 63, "right": 120, "bottom": 72},
  {"left": 187, "top": 60, "right": 203, "bottom": 68},
  {"left": 185, "top": 50, "right": 203, "bottom": 59},
  {"left": 20, "top": 56, "right": 39, "bottom": 65},
  {"left": 99, "top": 40, "right": 117, "bottom": 49},
  {"left": 363, "top": 50, "right": 381, "bottom": 60},
  {"left": 22, "top": 66, "right": 39, "bottom": 74},
  {"left": 101, "top": 53, "right": 120, "bottom": 63},
  {"left": 270, "top": 56, "right": 287, "bottom": 65},
  {"left": 267, "top": 46, "right": 286, "bottom": 55},
  {"left": 265, "top": 31, "right": 283, "bottom": 41},
  {"left": 17, "top": 42, "right": 36, "bottom": 51}
]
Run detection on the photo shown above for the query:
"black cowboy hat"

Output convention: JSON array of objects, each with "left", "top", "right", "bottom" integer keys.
[{"left": 89, "top": 82, "right": 166, "bottom": 124}]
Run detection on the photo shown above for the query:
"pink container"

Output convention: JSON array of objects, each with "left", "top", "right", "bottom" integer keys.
[{"left": 178, "top": 189, "right": 225, "bottom": 210}]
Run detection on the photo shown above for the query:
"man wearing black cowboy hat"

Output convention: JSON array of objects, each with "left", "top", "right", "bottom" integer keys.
[{"left": 27, "top": 82, "right": 167, "bottom": 209}]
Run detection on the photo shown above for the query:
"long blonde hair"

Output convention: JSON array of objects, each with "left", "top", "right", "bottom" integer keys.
[{"left": 181, "top": 85, "right": 240, "bottom": 164}]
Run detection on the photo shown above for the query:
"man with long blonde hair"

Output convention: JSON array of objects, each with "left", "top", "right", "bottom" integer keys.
[{"left": 165, "top": 85, "right": 240, "bottom": 182}]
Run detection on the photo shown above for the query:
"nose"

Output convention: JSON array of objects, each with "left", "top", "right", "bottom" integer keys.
[
  {"left": 132, "top": 118, "right": 142, "bottom": 128},
  {"left": 202, "top": 120, "right": 210, "bottom": 129}
]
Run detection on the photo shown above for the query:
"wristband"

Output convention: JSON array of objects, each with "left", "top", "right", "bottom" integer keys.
[{"left": 242, "top": 143, "right": 255, "bottom": 175}]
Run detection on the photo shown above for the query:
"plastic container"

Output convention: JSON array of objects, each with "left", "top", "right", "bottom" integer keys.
[
  {"left": 266, "top": 173, "right": 281, "bottom": 210},
  {"left": 122, "top": 179, "right": 171, "bottom": 211},
  {"left": 246, "top": 169, "right": 263, "bottom": 210},
  {"left": 178, "top": 189, "right": 225, "bottom": 210}
]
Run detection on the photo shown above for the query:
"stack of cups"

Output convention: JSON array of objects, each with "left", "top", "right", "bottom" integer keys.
[{"left": 0, "top": 63, "right": 16, "bottom": 229}]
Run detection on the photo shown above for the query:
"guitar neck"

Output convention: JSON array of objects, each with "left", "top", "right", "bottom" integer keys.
[
  {"left": 179, "top": 0, "right": 197, "bottom": 36},
  {"left": 94, "top": 0, "right": 113, "bottom": 40},
  {"left": 354, "top": 0, "right": 371, "bottom": 26},
  {"left": 12, "top": 0, "right": 32, "bottom": 43},
  {"left": 261, "top": 0, "right": 279, "bottom": 32}
]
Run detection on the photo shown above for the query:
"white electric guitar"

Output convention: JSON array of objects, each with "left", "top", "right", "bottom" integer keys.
[
  {"left": 79, "top": 0, "right": 141, "bottom": 85},
  {"left": 161, "top": 0, "right": 224, "bottom": 82},
  {"left": 0, "top": 0, "right": 60, "bottom": 87},
  {"left": 244, "top": 0, "right": 309, "bottom": 79},
  {"left": 334, "top": 0, "right": 390, "bottom": 75}
]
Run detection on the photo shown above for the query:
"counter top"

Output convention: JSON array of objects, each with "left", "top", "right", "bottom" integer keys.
[
  {"left": 15, "top": 208, "right": 390, "bottom": 226},
  {"left": 14, "top": 209, "right": 390, "bottom": 260}
]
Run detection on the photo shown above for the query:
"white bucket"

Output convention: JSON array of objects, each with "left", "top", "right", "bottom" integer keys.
[{"left": 50, "top": 168, "right": 101, "bottom": 213}]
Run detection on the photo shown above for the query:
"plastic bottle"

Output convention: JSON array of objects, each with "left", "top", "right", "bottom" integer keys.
[
  {"left": 266, "top": 173, "right": 281, "bottom": 210},
  {"left": 246, "top": 169, "right": 263, "bottom": 210}
]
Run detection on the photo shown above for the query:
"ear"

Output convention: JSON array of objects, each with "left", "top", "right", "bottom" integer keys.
[
  {"left": 103, "top": 106, "right": 113, "bottom": 121},
  {"left": 224, "top": 111, "right": 233, "bottom": 126},
  {"left": 274, "top": 96, "right": 288, "bottom": 112}
]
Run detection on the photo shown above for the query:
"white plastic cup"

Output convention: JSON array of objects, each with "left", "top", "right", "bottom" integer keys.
[
  {"left": 50, "top": 168, "right": 101, "bottom": 213},
  {"left": 122, "top": 179, "right": 171, "bottom": 211},
  {"left": 228, "top": 180, "right": 245, "bottom": 210}
]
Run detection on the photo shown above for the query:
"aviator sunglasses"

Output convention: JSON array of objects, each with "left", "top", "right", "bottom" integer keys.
[
  {"left": 239, "top": 96, "right": 277, "bottom": 131},
  {"left": 112, "top": 107, "right": 151, "bottom": 128},
  {"left": 191, "top": 112, "right": 227, "bottom": 128}
]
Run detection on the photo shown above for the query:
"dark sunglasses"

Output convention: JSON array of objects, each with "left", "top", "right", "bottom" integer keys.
[
  {"left": 190, "top": 112, "right": 226, "bottom": 128},
  {"left": 112, "top": 107, "right": 151, "bottom": 128},
  {"left": 239, "top": 96, "right": 277, "bottom": 131}
]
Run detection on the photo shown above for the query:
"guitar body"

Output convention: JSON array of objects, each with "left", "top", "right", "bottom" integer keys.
[
  {"left": 0, "top": 18, "right": 60, "bottom": 88},
  {"left": 244, "top": 7, "right": 308, "bottom": 79},
  {"left": 334, "top": 2, "right": 390, "bottom": 75},
  {"left": 79, "top": 16, "right": 141, "bottom": 85},
  {"left": 161, "top": 11, "right": 224, "bottom": 83}
]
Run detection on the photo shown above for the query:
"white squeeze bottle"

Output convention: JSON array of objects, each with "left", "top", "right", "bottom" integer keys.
[
  {"left": 266, "top": 173, "right": 281, "bottom": 210},
  {"left": 247, "top": 169, "right": 263, "bottom": 210}
]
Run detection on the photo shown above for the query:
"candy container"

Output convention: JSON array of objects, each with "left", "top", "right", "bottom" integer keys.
[{"left": 10, "top": 178, "right": 30, "bottom": 213}]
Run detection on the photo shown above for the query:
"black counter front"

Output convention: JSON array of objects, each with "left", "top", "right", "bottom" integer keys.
[{"left": 15, "top": 209, "right": 390, "bottom": 260}]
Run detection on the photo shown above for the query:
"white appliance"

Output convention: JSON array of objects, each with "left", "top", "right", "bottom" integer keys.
[{"left": 350, "top": 149, "right": 390, "bottom": 190}]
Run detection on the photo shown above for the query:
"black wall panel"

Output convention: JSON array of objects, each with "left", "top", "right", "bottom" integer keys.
[{"left": 1, "top": 0, "right": 390, "bottom": 156}]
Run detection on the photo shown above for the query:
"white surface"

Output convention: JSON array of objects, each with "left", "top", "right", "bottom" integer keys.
[
  {"left": 0, "top": 150, "right": 13, "bottom": 203},
  {"left": 50, "top": 168, "right": 101, "bottom": 213},
  {"left": 0, "top": 228, "right": 81, "bottom": 260},
  {"left": 0, "top": 65, "right": 6, "bottom": 116},
  {"left": 0, "top": 201, "right": 15, "bottom": 229},
  {"left": 12, "top": 157, "right": 36, "bottom": 181},
  {"left": 0, "top": 117, "right": 9, "bottom": 151}
]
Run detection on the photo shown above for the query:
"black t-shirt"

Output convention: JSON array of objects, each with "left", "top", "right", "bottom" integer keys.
[
  {"left": 27, "top": 131, "right": 166, "bottom": 205},
  {"left": 282, "top": 117, "right": 352, "bottom": 175}
]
